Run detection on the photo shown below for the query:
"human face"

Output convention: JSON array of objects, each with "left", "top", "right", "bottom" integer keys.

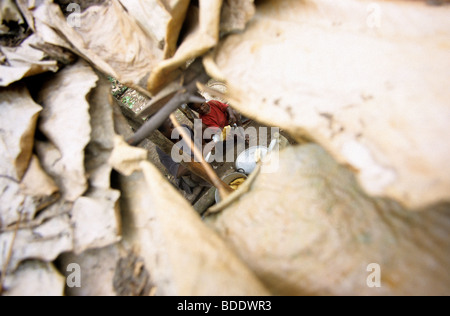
[{"left": 194, "top": 102, "right": 211, "bottom": 115}]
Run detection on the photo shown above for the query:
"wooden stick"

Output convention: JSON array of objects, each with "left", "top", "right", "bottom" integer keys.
[
  {"left": 169, "top": 114, "right": 233, "bottom": 200},
  {"left": 127, "top": 92, "right": 204, "bottom": 146},
  {"left": 126, "top": 62, "right": 209, "bottom": 146}
]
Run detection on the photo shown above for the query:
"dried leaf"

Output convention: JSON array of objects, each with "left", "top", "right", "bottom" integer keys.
[
  {"left": 116, "top": 160, "right": 269, "bottom": 295},
  {"left": 20, "top": 155, "right": 59, "bottom": 197},
  {"left": 35, "top": 140, "right": 64, "bottom": 194},
  {"left": 72, "top": 188, "right": 121, "bottom": 255},
  {"left": 3, "top": 261, "right": 65, "bottom": 296},
  {"left": 109, "top": 135, "right": 148, "bottom": 176},
  {"left": 6, "top": 199, "right": 73, "bottom": 233},
  {"left": 1, "top": 155, "right": 59, "bottom": 229},
  {"left": 112, "top": 250, "right": 154, "bottom": 296},
  {"left": 0, "top": 178, "right": 36, "bottom": 228},
  {"left": 205, "top": 145, "right": 450, "bottom": 295},
  {"left": 60, "top": 245, "right": 120, "bottom": 296},
  {"left": 35, "top": 72, "right": 119, "bottom": 257},
  {"left": 147, "top": 0, "right": 223, "bottom": 94},
  {"left": 220, "top": 0, "right": 255, "bottom": 35},
  {"left": 118, "top": 0, "right": 190, "bottom": 58},
  {"left": 15, "top": 0, "right": 37, "bottom": 31},
  {"left": 0, "top": 85, "right": 41, "bottom": 180},
  {"left": 85, "top": 74, "right": 116, "bottom": 190},
  {"left": 161, "top": 0, "right": 191, "bottom": 59},
  {"left": 119, "top": 0, "right": 170, "bottom": 47},
  {"left": 30, "top": 3, "right": 72, "bottom": 49},
  {"left": 206, "top": 0, "right": 450, "bottom": 209},
  {"left": 0, "top": 214, "right": 73, "bottom": 273},
  {"left": 0, "top": 35, "right": 59, "bottom": 87},
  {"left": 32, "top": 1, "right": 164, "bottom": 90},
  {"left": 0, "top": 0, "right": 24, "bottom": 31},
  {"left": 38, "top": 60, "right": 98, "bottom": 201}
]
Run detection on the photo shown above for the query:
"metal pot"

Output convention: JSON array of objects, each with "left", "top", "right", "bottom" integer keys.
[
  {"left": 215, "top": 172, "right": 248, "bottom": 203},
  {"left": 235, "top": 146, "right": 268, "bottom": 175}
]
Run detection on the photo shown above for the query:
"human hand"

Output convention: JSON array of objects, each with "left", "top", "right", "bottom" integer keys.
[
  {"left": 227, "top": 108, "right": 238, "bottom": 125},
  {"left": 228, "top": 113, "right": 238, "bottom": 125}
]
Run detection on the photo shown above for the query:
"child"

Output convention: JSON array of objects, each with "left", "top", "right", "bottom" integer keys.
[
  {"left": 188, "top": 97, "right": 249, "bottom": 147},
  {"left": 188, "top": 98, "right": 241, "bottom": 132}
]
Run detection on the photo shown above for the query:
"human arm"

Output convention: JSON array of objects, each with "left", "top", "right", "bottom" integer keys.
[
  {"left": 209, "top": 100, "right": 239, "bottom": 125},
  {"left": 226, "top": 107, "right": 239, "bottom": 125}
]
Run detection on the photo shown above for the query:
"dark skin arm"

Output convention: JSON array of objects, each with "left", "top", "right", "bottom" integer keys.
[
  {"left": 226, "top": 107, "right": 240, "bottom": 125},
  {"left": 224, "top": 106, "right": 249, "bottom": 144}
]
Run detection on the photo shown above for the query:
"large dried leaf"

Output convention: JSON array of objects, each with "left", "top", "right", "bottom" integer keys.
[
  {"left": 0, "top": 214, "right": 73, "bottom": 273},
  {"left": 0, "top": 86, "right": 41, "bottom": 180},
  {"left": 0, "top": 35, "right": 59, "bottom": 87},
  {"left": 33, "top": 141, "right": 120, "bottom": 257},
  {"left": 37, "top": 60, "right": 98, "bottom": 201},
  {"left": 37, "top": 115, "right": 119, "bottom": 255},
  {"left": 205, "top": 145, "right": 450, "bottom": 295},
  {"left": 147, "top": 0, "right": 223, "bottom": 94},
  {"left": 3, "top": 261, "right": 65, "bottom": 296},
  {"left": 206, "top": 0, "right": 450, "bottom": 209},
  {"left": 68, "top": 74, "right": 122, "bottom": 255},
  {"left": 32, "top": 1, "right": 164, "bottom": 90},
  {"left": 109, "top": 131, "right": 269, "bottom": 295}
]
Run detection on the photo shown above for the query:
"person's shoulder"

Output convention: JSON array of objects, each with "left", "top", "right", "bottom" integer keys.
[{"left": 208, "top": 100, "right": 228, "bottom": 109}]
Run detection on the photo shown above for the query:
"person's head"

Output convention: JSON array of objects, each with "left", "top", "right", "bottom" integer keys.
[
  {"left": 157, "top": 118, "right": 175, "bottom": 141},
  {"left": 188, "top": 101, "right": 209, "bottom": 115},
  {"left": 188, "top": 93, "right": 210, "bottom": 115}
]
